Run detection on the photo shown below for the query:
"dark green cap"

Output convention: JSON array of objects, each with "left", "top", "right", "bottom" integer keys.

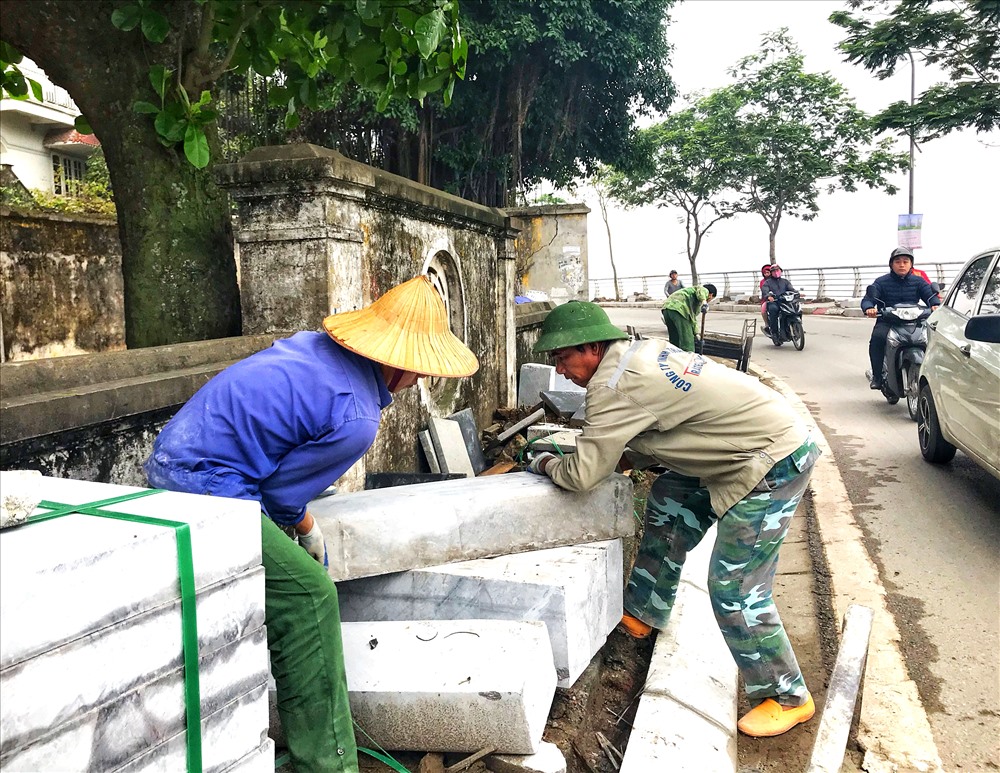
[{"left": 533, "top": 301, "right": 629, "bottom": 353}]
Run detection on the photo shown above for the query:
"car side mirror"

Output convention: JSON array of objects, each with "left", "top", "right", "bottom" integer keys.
[{"left": 964, "top": 314, "right": 1000, "bottom": 344}]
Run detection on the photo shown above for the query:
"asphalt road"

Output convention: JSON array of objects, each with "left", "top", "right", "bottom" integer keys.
[{"left": 604, "top": 306, "right": 1000, "bottom": 771}]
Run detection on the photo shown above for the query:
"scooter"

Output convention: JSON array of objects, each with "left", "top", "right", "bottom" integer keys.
[
  {"left": 864, "top": 301, "right": 932, "bottom": 420},
  {"left": 768, "top": 291, "right": 805, "bottom": 350}
]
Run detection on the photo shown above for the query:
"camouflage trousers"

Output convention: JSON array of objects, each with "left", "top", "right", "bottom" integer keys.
[{"left": 624, "top": 440, "right": 820, "bottom": 707}]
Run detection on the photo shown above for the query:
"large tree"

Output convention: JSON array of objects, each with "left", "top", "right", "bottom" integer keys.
[
  {"left": 830, "top": 0, "right": 1000, "bottom": 140},
  {"left": 721, "top": 30, "right": 908, "bottom": 261},
  {"left": 287, "top": 0, "right": 678, "bottom": 207},
  {"left": 605, "top": 90, "right": 745, "bottom": 284},
  {"left": 0, "top": 1, "right": 464, "bottom": 347}
]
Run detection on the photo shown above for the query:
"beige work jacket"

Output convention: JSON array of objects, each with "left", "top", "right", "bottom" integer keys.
[{"left": 546, "top": 338, "right": 808, "bottom": 515}]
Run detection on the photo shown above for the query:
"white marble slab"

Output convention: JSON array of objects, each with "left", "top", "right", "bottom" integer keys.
[
  {"left": 343, "top": 620, "right": 556, "bottom": 754},
  {"left": 0, "top": 476, "right": 262, "bottom": 669},
  {"left": 0, "top": 629, "right": 269, "bottom": 772},
  {"left": 338, "top": 540, "right": 623, "bottom": 687},
  {"left": 1, "top": 567, "right": 265, "bottom": 753},
  {"left": 119, "top": 682, "right": 270, "bottom": 773},
  {"left": 223, "top": 739, "right": 275, "bottom": 773},
  {"left": 310, "top": 472, "right": 634, "bottom": 581}
]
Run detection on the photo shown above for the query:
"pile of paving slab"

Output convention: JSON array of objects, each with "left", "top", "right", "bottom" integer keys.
[{"left": 0, "top": 476, "right": 274, "bottom": 772}]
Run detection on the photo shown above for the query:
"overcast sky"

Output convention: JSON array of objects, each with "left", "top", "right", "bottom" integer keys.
[{"left": 560, "top": 0, "right": 1000, "bottom": 281}]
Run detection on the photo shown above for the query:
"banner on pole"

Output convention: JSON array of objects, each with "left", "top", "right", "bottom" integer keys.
[{"left": 898, "top": 214, "right": 923, "bottom": 250}]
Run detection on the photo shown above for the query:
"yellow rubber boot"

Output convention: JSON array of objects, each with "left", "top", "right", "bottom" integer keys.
[
  {"left": 737, "top": 694, "right": 815, "bottom": 737},
  {"left": 620, "top": 612, "right": 653, "bottom": 639}
]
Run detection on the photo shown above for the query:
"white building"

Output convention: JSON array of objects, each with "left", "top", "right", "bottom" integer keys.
[{"left": 0, "top": 58, "right": 99, "bottom": 195}]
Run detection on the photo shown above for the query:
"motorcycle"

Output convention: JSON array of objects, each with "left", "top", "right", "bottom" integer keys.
[
  {"left": 864, "top": 301, "right": 932, "bottom": 420},
  {"left": 767, "top": 291, "right": 806, "bottom": 350}
]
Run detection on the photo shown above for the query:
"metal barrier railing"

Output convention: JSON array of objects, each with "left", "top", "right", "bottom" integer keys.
[{"left": 590, "top": 263, "right": 965, "bottom": 302}]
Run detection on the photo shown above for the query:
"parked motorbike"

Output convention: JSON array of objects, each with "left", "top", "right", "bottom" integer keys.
[
  {"left": 865, "top": 301, "right": 932, "bottom": 420},
  {"left": 767, "top": 291, "right": 806, "bottom": 350}
]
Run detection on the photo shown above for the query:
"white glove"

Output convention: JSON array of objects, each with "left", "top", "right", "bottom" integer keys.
[
  {"left": 297, "top": 518, "right": 329, "bottom": 567},
  {"left": 701, "top": 303, "right": 710, "bottom": 314},
  {"left": 527, "top": 452, "right": 557, "bottom": 476}
]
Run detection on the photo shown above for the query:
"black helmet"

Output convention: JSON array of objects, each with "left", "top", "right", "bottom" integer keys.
[{"left": 890, "top": 246, "right": 914, "bottom": 264}]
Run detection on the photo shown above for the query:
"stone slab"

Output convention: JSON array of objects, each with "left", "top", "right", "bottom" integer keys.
[
  {"left": 1, "top": 567, "right": 265, "bottom": 753},
  {"left": 539, "top": 391, "right": 585, "bottom": 419},
  {"left": 517, "top": 364, "right": 556, "bottom": 408},
  {"left": 343, "top": 620, "right": 556, "bottom": 755},
  {"left": 569, "top": 404, "right": 587, "bottom": 428},
  {"left": 551, "top": 373, "right": 586, "bottom": 394},
  {"left": 525, "top": 423, "right": 567, "bottom": 441},
  {"left": 120, "top": 682, "right": 270, "bottom": 773},
  {"left": 225, "top": 739, "right": 275, "bottom": 773},
  {"left": 528, "top": 431, "right": 579, "bottom": 454},
  {"left": 0, "top": 476, "right": 262, "bottom": 670},
  {"left": 619, "top": 692, "right": 735, "bottom": 773},
  {"left": 447, "top": 407, "right": 488, "bottom": 475},
  {"left": 486, "top": 741, "right": 567, "bottom": 773},
  {"left": 497, "top": 409, "right": 546, "bottom": 443},
  {"left": 309, "top": 472, "right": 634, "bottom": 581},
  {"left": 1, "top": 629, "right": 269, "bottom": 772},
  {"left": 337, "top": 540, "right": 623, "bottom": 687},
  {"left": 428, "top": 417, "right": 475, "bottom": 477},
  {"left": 419, "top": 430, "right": 442, "bottom": 473}
]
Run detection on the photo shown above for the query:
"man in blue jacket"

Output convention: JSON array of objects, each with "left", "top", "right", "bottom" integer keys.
[
  {"left": 144, "top": 276, "right": 478, "bottom": 772},
  {"left": 861, "top": 247, "right": 939, "bottom": 389}
]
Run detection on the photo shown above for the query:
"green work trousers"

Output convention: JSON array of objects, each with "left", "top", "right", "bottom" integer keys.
[
  {"left": 261, "top": 514, "right": 359, "bottom": 772},
  {"left": 662, "top": 308, "right": 696, "bottom": 352}
]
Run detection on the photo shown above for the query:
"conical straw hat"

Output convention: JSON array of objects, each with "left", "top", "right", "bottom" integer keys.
[{"left": 322, "top": 275, "right": 480, "bottom": 378}]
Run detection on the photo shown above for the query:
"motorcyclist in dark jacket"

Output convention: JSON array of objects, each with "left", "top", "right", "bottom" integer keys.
[
  {"left": 760, "top": 265, "right": 797, "bottom": 344},
  {"left": 861, "top": 246, "right": 939, "bottom": 389}
]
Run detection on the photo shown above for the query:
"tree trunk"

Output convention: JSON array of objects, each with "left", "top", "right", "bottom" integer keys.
[
  {"left": 597, "top": 193, "right": 620, "bottom": 302},
  {"left": 1, "top": 0, "right": 241, "bottom": 348}
]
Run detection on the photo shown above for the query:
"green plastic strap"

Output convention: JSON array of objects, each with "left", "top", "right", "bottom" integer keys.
[{"left": 29, "top": 491, "right": 203, "bottom": 773}]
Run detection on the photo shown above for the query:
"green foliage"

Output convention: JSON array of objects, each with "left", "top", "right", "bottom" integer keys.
[
  {"left": 830, "top": 0, "right": 1000, "bottom": 139},
  {"left": 720, "top": 30, "right": 907, "bottom": 257},
  {"left": 530, "top": 193, "right": 568, "bottom": 205},
  {"left": 106, "top": 0, "right": 466, "bottom": 169},
  {"left": 0, "top": 40, "right": 43, "bottom": 101}
]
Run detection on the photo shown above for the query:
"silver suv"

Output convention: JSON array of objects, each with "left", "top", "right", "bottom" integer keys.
[{"left": 917, "top": 248, "right": 1000, "bottom": 480}]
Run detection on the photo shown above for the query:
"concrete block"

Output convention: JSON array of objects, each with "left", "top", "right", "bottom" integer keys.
[
  {"left": 526, "top": 423, "right": 566, "bottom": 441},
  {"left": 569, "top": 404, "right": 587, "bottom": 428},
  {"left": 428, "top": 417, "right": 475, "bottom": 477},
  {"left": 0, "top": 476, "right": 262, "bottom": 670},
  {"left": 310, "top": 472, "right": 634, "bottom": 581},
  {"left": 1, "top": 568, "right": 266, "bottom": 754},
  {"left": 338, "top": 540, "right": 623, "bottom": 687},
  {"left": 447, "top": 407, "right": 487, "bottom": 475},
  {"left": 517, "top": 364, "right": 556, "bottom": 407},
  {"left": 226, "top": 739, "right": 275, "bottom": 773},
  {"left": 419, "top": 430, "right": 442, "bottom": 473},
  {"left": 343, "top": 620, "right": 557, "bottom": 754},
  {"left": 486, "top": 741, "right": 567, "bottom": 773},
  {"left": 498, "top": 408, "right": 546, "bottom": 443},
  {"left": 529, "top": 431, "right": 579, "bottom": 454},
  {"left": 552, "top": 373, "right": 586, "bottom": 394},
  {"left": 1, "top": 629, "right": 269, "bottom": 772},
  {"left": 619, "top": 692, "right": 735, "bottom": 773},
  {"left": 642, "top": 582, "right": 737, "bottom": 733},
  {"left": 540, "top": 391, "right": 585, "bottom": 418}
]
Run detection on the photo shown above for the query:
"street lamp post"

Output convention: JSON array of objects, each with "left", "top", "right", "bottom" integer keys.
[{"left": 907, "top": 49, "right": 916, "bottom": 216}]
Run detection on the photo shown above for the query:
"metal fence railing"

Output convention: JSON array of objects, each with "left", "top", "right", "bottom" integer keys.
[{"left": 590, "top": 263, "right": 965, "bottom": 302}]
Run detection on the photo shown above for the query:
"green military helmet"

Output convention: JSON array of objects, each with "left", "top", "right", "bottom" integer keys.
[{"left": 533, "top": 301, "right": 629, "bottom": 353}]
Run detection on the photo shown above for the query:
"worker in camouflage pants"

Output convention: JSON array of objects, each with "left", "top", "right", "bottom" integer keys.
[
  {"left": 625, "top": 447, "right": 818, "bottom": 710},
  {"left": 526, "top": 301, "right": 821, "bottom": 737}
]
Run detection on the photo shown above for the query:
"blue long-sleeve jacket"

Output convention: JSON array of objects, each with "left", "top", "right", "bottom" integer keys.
[
  {"left": 861, "top": 270, "right": 939, "bottom": 312},
  {"left": 144, "top": 332, "right": 392, "bottom": 525}
]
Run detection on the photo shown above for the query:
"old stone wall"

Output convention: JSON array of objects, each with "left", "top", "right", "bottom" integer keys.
[
  {"left": 215, "top": 144, "right": 518, "bottom": 490},
  {"left": 0, "top": 207, "right": 124, "bottom": 362},
  {"left": 507, "top": 204, "right": 590, "bottom": 303}
]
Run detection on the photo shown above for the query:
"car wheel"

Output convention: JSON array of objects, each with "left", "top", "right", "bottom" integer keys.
[
  {"left": 905, "top": 362, "right": 921, "bottom": 421},
  {"left": 918, "top": 383, "right": 957, "bottom": 463},
  {"left": 790, "top": 320, "right": 805, "bottom": 350}
]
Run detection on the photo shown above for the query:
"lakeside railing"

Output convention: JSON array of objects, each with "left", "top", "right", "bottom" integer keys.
[{"left": 590, "top": 262, "right": 966, "bottom": 302}]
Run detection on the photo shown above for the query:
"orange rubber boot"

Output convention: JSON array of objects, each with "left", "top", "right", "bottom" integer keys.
[
  {"left": 619, "top": 612, "right": 653, "bottom": 639},
  {"left": 737, "top": 694, "right": 815, "bottom": 737}
]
